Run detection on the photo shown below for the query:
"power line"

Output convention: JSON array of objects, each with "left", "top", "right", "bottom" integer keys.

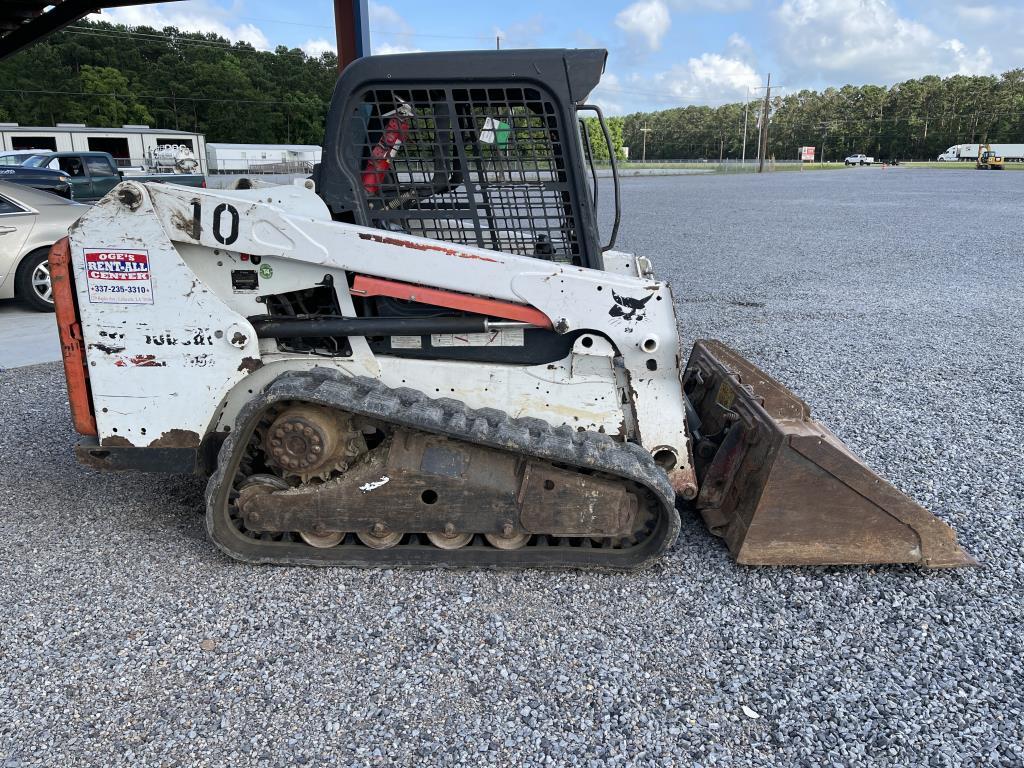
[
  {"left": 60, "top": 22, "right": 501, "bottom": 62},
  {"left": 71, "top": 19, "right": 493, "bottom": 49},
  {"left": 0, "top": 87, "right": 323, "bottom": 107},
  {"left": 64, "top": 26, "right": 315, "bottom": 57},
  {"left": 207, "top": 13, "right": 495, "bottom": 39}
]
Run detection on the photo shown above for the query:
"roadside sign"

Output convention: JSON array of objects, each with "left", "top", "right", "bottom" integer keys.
[{"left": 800, "top": 146, "right": 815, "bottom": 162}]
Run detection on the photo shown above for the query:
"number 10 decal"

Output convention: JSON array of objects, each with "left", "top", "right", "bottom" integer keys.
[{"left": 212, "top": 203, "right": 240, "bottom": 245}]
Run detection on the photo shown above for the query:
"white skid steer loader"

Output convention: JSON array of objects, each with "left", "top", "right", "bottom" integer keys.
[{"left": 50, "top": 49, "right": 973, "bottom": 568}]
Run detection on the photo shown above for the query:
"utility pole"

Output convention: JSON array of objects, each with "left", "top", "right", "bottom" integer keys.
[
  {"left": 333, "top": 0, "right": 370, "bottom": 72},
  {"left": 758, "top": 72, "right": 771, "bottom": 173},
  {"left": 755, "top": 110, "right": 761, "bottom": 165},
  {"left": 741, "top": 87, "right": 749, "bottom": 164},
  {"left": 640, "top": 122, "right": 651, "bottom": 163},
  {"left": 496, "top": 34, "right": 501, "bottom": 50}
]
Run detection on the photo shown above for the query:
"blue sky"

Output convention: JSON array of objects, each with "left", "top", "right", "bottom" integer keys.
[{"left": 94, "top": 0, "right": 1021, "bottom": 114}]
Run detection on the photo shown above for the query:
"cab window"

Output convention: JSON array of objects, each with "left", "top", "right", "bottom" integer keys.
[
  {"left": 56, "top": 156, "right": 85, "bottom": 176},
  {"left": 86, "top": 156, "right": 116, "bottom": 176},
  {"left": 0, "top": 195, "right": 26, "bottom": 215}
]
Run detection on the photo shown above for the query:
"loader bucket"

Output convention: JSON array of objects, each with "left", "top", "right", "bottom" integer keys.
[{"left": 682, "top": 340, "right": 976, "bottom": 568}]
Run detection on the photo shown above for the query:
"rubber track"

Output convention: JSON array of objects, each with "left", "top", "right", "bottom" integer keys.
[{"left": 206, "top": 368, "right": 680, "bottom": 569}]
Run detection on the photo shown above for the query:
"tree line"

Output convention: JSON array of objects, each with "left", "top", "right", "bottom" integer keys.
[
  {"left": 0, "top": 20, "right": 338, "bottom": 145},
  {"left": 615, "top": 72, "right": 1024, "bottom": 162},
  {"left": 1, "top": 20, "right": 1021, "bottom": 162}
]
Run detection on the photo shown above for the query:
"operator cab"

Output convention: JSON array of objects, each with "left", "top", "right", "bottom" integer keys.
[{"left": 315, "top": 49, "right": 620, "bottom": 271}]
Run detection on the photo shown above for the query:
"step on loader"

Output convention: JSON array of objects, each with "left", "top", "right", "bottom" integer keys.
[{"left": 51, "top": 49, "right": 974, "bottom": 568}]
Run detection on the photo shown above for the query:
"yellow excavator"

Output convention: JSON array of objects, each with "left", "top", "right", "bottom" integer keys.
[{"left": 976, "top": 144, "right": 1004, "bottom": 170}]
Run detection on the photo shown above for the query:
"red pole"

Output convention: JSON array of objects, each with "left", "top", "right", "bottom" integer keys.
[{"left": 333, "top": 0, "right": 369, "bottom": 72}]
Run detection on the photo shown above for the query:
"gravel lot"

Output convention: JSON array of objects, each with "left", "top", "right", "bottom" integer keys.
[{"left": 2, "top": 167, "right": 1022, "bottom": 767}]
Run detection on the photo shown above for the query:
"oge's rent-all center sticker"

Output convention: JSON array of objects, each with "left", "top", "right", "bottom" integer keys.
[{"left": 85, "top": 249, "right": 153, "bottom": 305}]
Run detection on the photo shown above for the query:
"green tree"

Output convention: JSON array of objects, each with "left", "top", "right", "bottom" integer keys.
[
  {"left": 584, "top": 116, "right": 626, "bottom": 163},
  {"left": 79, "top": 65, "right": 153, "bottom": 126}
]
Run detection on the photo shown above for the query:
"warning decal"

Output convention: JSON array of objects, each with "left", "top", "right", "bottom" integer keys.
[
  {"left": 431, "top": 329, "right": 525, "bottom": 348},
  {"left": 84, "top": 249, "right": 153, "bottom": 305}
]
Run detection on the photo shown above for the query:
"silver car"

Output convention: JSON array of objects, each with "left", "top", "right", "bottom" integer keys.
[{"left": 0, "top": 181, "right": 88, "bottom": 311}]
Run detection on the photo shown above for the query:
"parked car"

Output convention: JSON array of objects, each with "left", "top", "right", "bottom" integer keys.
[
  {"left": 0, "top": 149, "right": 53, "bottom": 166},
  {"left": 844, "top": 154, "right": 874, "bottom": 166},
  {"left": 23, "top": 150, "right": 205, "bottom": 202},
  {"left": 22, "top": 151, "right": 123, "bottom": 202},
  {"left": 0, "top": 164, "right": 73, "bottom": 198},
  {"left": 0, "top": 181, "right": 88, "bottom": 311}
]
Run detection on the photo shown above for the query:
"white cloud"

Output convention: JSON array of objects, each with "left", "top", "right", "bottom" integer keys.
[
  {"left": 670, "top": 0, "right": 752, "bottom": 10},
  {"left": 369, "top": 2, "right": 420, "bottom": 55},
  {"left": 942, "top": 38, "right": 993, "bottom": 75},
  {"left": 653, "top": 52, "right": 761, "bottom": 104},
  {"left": 369, "top": 3, "right": 409, "bottom": 32},
  {"left": 236, "top": 23, "right": 269, "bottom": 51},
  {"left": 374, "top": 42, "right": 423, "bottom": 55},
  {"left": 301, "top": 38, "right": 335, "bottom": 57},
  {"left": 955, "top": 4, "right": 998, "bottom": 23},
  {"left": 591, "top": 72, "right": 626, "bottom": 115},
  {"left": 775, "top": 0, "right": 995, "bottom": 82},
  {"left": 594, "top": 48, "right": 761, "bottom": 114},
  {"left": 88, "top": 2, "right": 270, "bottom": 49},
  {"left": 725, "top": 32, "right": 753, "bottom": 59},
  {"left": 615, "top": 0, "right": 671, "bottom": 51},
  {"left": 493, "top": 17, "right": 545, "bottom": 49}
]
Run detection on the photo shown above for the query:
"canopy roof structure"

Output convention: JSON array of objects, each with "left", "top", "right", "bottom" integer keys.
[{"left": 0, "top": 0, "right": 181, "bottom": 60}]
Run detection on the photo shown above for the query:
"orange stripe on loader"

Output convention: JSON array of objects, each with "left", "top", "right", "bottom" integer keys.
[
  {"left": 49, "top": 237, "right": 97, "bottom": 436},
  {"left": 351, "top": 274, "right": 553, "bottom": 329}
]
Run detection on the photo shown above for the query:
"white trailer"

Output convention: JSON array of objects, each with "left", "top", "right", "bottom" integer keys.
[
  {"left": 937, "top": 143, "right": 1024, "bottom": 162},
  {"left": 206, "top": 143, "right": 322, "bottom": 174},
  {"left": 0, "top": 123, "right": 207, "bottom": 173}
]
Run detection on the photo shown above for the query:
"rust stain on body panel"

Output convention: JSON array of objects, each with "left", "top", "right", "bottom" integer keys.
[
  {"left": 149, "top": 429, "right": 202, "bottom": 448},
  {"left": 114, "top": 355, "right": 166, "bottom": 368},
  {"left": 101, "top": 435, "right": 134, "bottom": 447},
  {"left": 358, "top": 232, "right": 500, "bottom": 263}
]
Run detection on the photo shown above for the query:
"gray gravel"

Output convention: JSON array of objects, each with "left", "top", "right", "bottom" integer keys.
[{"left": 2, "top": 167, "right": 1022, "bottom": 767}]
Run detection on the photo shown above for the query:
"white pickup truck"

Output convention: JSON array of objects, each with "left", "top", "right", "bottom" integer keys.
[{"left": 844, "top": 154, "right": 874, "bottom": 166}]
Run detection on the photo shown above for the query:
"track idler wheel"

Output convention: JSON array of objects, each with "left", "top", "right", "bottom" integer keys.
[
  {"left": 300, "top": 530, "right": 345, "bottom": 548},
  {"left": 485, "top": 525, "right": 530, "bottom": 550},
  {"left": 357, "top": 525, "right": 403, "bottom": 549},
  {"left": 427, "top": 527, "right": 473, "bottom": 549}
]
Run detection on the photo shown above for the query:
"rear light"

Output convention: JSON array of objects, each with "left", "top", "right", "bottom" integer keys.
[
  {"left": 49, "top": 238, "right": 97, "bottom": 436},
  {"left": 201, "top": 179, "right": 207, "bottom": 188}
]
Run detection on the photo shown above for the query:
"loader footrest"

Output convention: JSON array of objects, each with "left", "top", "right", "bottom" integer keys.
[{"left": 75, "top": 436, "right": 202, "bottom": 475}]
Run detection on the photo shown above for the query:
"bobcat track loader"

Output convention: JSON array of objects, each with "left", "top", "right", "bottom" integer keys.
[{"left": 51, "top": 50, "right": 974, "bottom": 569}]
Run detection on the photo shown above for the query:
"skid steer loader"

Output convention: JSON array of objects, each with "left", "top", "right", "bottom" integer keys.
[{"left": 50, "top": 49, "right": 974, "bottom": 569}]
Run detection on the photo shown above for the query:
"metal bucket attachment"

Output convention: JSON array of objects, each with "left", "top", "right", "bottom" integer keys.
[{"left": 683, "top": 340, "right": 976, "bottom": 568}]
